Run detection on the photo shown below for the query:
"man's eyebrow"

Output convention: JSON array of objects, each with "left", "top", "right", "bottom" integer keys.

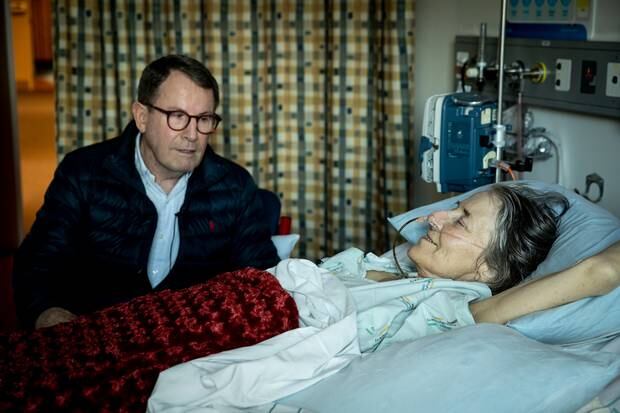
[{"left": 165, "top": 107, "right": 214, "bottom": 116}]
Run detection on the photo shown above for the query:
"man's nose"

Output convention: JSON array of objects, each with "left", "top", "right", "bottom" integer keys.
[{"left": 184, "top": 118, "right": 199, "bottom": 141}]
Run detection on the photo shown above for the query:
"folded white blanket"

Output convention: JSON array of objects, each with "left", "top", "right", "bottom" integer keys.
[{"left": 147, "top": 257, "right": 490, "bottom": 412}]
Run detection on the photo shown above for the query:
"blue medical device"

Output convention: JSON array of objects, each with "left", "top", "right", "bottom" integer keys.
[{"left": 419, "top": 93, "right": 498, "bottom": 193}]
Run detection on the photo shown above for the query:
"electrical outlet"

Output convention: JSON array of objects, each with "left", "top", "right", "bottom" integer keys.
[
  {"left": 606, "top": 62, "right": 620, "bottom": 98},
  {"left": 554, "top": 58, "right": 572, "bottom": 92}
]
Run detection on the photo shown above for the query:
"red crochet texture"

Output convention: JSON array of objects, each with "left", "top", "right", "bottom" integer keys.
[{"left": 0, "top": 268, "right": 298, "bottom": 412}]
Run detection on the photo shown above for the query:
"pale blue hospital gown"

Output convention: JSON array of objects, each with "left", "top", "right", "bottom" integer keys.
[{"left": 319, "top": 247, "right": 491, "bottom": 353}]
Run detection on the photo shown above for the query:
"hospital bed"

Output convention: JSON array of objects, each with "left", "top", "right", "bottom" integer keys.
[
  {"left": 275, "top": 181, "right": 620, "bottom": 413},
  {"left": 1, "top": 182, "right": 619, "bottom": 412}
]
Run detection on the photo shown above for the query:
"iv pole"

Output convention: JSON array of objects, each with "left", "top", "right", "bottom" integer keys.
[{"left": 495, "top": 0, "right": 508, "bottom": 183}]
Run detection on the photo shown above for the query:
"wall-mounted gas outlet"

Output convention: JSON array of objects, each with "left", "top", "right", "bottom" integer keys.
[
  {"left": 606, "top": 62, "right": 620, "bottom": 98},
  {"left": 555, "top": 58, "right": 572, "bottom": 92},
  {"left": 580, "top": 60, "right": 597, "bottom": 94},
  {"left": 455, "top": 36, "right": 620, "bottom": 118}
]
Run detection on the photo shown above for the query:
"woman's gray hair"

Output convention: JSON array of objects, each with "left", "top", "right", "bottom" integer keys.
[{"left": 480, "top": 184, "right": 569, "bottom": 293}]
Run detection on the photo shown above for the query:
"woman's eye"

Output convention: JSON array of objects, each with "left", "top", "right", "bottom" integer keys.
[
  {"left": 457, "top": 218, "right": 466, "bottom": 227},
  {"left": 172, "top": 112, "right": 186, "bottom": 119}
]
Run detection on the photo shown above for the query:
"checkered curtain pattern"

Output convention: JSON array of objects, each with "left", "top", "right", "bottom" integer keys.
[{"left": 53, "top": 0, "right": 415, "bottom": 260}]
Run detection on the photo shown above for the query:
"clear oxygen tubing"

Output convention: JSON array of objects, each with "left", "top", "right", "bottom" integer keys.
[
  {"left": 495, "top": 0, "right": 508, "bottom": 183},
  {"left": 392, "top": 216, "right": 422, "bottom": 276}
]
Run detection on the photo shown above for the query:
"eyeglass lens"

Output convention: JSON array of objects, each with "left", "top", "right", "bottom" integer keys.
[{"left": 167, "top": 111, "right": 219, "bottom": 134}]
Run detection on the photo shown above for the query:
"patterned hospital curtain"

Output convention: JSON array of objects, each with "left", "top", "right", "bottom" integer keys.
[{"left": 53, "top": 0, "right": 415, "bottom": 260}]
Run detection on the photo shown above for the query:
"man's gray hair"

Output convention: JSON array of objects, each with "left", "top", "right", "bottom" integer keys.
[{"left": 480, "top": 184, "right": 569, "bottom": 293}]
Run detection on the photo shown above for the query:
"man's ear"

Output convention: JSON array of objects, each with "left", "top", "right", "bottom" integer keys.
[{"left": 132, "top": 101, "right": 148, "bottom": 133}]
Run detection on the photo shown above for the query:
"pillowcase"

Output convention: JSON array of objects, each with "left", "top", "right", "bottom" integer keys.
[
  {"left": 388, "top": 180, "right": 620, "bottom": 274},
  {"left": 277, "top": 324, "right": 620, "bottom": 413},
  {"left": 271, "top": 234, "right": 301, "bottom": 260},
  {"left": 508, "top": 286, "right": 620, "bottom": 346},
  {"left": 387, "top": 180, "right": 620, "bottom": 345}
]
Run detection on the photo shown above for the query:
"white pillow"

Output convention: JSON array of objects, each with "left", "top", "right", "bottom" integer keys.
[
  {"left": 277, "top": 324, "right": 620, "bottom": 413},
  {"left": 387, "top": 180, "right": 620, "bottom": 345},
  {"left": 379, "top": 241, "right": 416, "bottom": 273},
  {"left": 388, "top": 180, "right": 620, "bottom": 276},
  {"left": 271, "top": 234, "right": 300, "bottom": 260}
]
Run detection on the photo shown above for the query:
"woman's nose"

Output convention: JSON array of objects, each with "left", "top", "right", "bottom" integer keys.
[{"left": 428, "top": 210, "right": 450, "bottom": 230}]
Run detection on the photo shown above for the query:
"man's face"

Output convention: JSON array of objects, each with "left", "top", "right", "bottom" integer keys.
[
  {"left": 407, "top": 191, "right": 499, "bottom": 283},
  {"left": 133, "top": 70, "right": 217, "bottom": 183}
]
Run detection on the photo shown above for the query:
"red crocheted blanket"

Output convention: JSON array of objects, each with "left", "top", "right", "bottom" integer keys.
[{"left": 0, "top": 268, "right": 298, "bottom": 412}]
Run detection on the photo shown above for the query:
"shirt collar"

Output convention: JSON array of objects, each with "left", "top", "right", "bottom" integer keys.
[{"left": 135, "top": 132, "right": 156, "bottom": 183}]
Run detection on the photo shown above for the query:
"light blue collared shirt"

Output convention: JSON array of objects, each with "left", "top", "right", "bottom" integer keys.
[{"left": 134, "top": 133, "right": 191, "bottom": 288}]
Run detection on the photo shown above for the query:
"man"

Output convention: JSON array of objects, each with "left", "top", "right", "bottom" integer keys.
[{"left": 13, "top": 55, "right": 280, "bottom": 329}]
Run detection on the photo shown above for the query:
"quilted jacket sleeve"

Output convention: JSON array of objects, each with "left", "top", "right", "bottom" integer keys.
[
  {"left": 230, "top": 177, "right": 280, "bottom": 270},
  {"left": 12, "top": 152, "right": 84, "bottom": 327}
]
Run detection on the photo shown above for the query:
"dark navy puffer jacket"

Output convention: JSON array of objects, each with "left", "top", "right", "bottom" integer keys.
[{"left": 13, "top": 121, "right": 279, "bottom": 327}]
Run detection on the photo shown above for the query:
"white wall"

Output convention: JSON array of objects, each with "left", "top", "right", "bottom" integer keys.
[
  {"left": 413, "top": 0, "right": 620, "bottom": 217},
  {"left": 521, "top": 107, "right": 620, "bottom": 216}
]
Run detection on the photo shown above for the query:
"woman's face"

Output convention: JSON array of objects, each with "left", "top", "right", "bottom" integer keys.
[{"left": 407, "top": 191, "right": 499, "bottom": 283}]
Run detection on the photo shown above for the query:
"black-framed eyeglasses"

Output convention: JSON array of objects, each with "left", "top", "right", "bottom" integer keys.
[{"left": 143, "top": 103, "right": 222, "bottom": 134}]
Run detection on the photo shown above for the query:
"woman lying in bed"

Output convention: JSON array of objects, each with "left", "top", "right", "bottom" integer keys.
[
  {"left": 362, "top": 183, "right": 620, "bottom": 323},
  {"left": 146, "top": 182, "right": 620, "bottom": 410}
]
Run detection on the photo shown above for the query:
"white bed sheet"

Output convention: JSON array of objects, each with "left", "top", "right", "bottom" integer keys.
[
  {"left": 576, "top": 334, "right": 620, "bottom": 413},
  {"left": 147, "top": 258, "right": 489, "bottom": 412}
]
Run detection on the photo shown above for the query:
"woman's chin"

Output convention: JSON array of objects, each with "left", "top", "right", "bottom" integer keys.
[{"left": 406, "top": 244, "right": 423, "bottom": 263}]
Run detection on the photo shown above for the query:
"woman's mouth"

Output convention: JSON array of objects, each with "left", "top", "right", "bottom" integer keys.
[{"left": 423, "top": 234, "right": 438, "bottom": 247}]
